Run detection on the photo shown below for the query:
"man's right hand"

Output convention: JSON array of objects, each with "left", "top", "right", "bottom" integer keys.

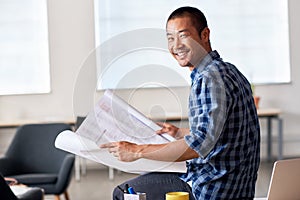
[{"left": 156, "top": 122, "right": 179, "bottom": 138}]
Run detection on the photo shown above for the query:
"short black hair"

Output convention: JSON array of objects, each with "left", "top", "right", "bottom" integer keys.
[{"left": 167, "top": 6, "right": 208, "bottom": 37}]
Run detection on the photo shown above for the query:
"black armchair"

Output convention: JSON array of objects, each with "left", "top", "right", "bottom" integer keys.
[
  {"left": 0, "top": 123, "right": 75, "bottom": 200},
  {"left": 0, "top": 173, "right": 44, "bottom": 200}
]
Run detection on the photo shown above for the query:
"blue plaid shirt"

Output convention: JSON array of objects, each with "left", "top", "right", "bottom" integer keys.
[{"left": 181, "top": 51, "right": 260, "bottom": 199}]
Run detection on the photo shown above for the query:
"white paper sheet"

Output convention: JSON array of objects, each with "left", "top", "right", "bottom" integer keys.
[
  {"left": 55, "top": 130, "right": 186, "bottom": 173},
  {"left": 55, "top": 90, "right": 186, "bottom": 173}
]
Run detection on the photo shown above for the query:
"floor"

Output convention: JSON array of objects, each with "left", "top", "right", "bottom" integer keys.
[{"left": 44, "top": 161, "right": 274, "bottom": 200}]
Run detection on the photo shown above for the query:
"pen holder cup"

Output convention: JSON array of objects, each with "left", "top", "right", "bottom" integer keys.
[{"left": 124, "top": 193, "right": 146, "bottom": 200}]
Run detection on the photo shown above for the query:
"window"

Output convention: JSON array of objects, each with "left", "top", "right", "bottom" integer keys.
[
  {"left": 94, "top": 0, "right": 290, "bottom": 89},
  {"left": 0, "top": 0, "right": 50, "bottom": 95}
]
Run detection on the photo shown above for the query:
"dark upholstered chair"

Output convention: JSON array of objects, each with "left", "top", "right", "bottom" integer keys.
[
  {"left": 0, "top": 123, "right": 75, "bottom": 200},
  {"left": 0, "top": 173, "right": 44, "bottom": 200}
]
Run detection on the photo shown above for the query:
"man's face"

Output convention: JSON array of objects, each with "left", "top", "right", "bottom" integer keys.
[{"left": 166, "top": 16, "right": 206, "bottom": 68}]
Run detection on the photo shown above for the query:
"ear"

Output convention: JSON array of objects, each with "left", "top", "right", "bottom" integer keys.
[{"left": 200, "top": 27, "right": 210, "bottom": 42}]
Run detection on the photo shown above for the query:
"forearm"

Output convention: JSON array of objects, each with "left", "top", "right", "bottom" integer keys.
[{"left": 138, "top": 139, "right": 198, "bottom": 162}]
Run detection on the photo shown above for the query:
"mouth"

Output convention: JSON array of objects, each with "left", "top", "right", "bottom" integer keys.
[{"left": 173, "top": 50, "right": 190, "bottom": 60}]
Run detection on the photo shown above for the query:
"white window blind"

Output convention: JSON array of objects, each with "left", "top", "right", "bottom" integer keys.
[
  {"left": 0, "top": 0, "right": 50, "bottom": 95},
  {"left": 94, "top": 0, "right": 290, "bottom": 89}
]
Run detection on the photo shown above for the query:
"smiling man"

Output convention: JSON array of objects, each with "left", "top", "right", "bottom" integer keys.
[
  {"left": 102, "top": 6, "right": 260, "bottom": 200},
  {"left": 166, "top": 13, "right": 210, "bottom": 70}
]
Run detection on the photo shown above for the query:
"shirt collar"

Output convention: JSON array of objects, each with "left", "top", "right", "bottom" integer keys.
[{"left": 190, "top": 50, "right": 220, "bottom": 84}]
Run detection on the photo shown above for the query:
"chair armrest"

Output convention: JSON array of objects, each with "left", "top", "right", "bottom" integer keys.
[
  {"left": 55, "top": 154, "right": 75, "bottom": 194},
  {"left": 0, "top": 157, "right": 19, "bottom": 176}
]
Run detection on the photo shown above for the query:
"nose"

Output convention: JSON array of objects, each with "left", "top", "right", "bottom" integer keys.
[{"left": 173, "top": 36, "right": 183, "bottom": 49}]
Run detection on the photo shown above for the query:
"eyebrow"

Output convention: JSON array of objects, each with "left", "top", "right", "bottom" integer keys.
[{"left": 166, "top": 29, "right": 190, "bottom": 36}]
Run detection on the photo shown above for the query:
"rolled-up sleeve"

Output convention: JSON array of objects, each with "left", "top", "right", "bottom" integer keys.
[{"left": 185, "top": 68, "right": 227, "bottom": 158}]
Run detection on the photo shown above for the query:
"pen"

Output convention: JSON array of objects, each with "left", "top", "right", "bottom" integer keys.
[
  {"left": 128, "top": 187, "right": 136, "bottom": 194},
  {"left": 125, "top": 183, "right": 129, "bottom": 193},
  {"left": 117, "top": 185, "right": 127, "bottom": 194}
]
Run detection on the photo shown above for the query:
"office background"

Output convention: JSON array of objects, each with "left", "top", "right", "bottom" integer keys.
[{"left": 0, "top": 0, "right": 299, "bottom": 161}]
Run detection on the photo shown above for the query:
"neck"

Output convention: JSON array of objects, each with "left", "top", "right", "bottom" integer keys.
[{"left": 189, "top": 66, "right": 195, "bottom": 71}]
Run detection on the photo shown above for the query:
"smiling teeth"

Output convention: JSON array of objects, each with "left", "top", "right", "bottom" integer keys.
[{"left": 177, "top": 52, "right": 186, "bottom": 57}]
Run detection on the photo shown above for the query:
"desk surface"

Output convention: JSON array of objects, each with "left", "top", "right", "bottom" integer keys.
[
  {"left": 0, "top": 108, "right": 281, "bottom": 128},
  {"left": 151, "top": 108, "right": 281, "bottom": 121},
  {"left": 257, "top": 108, "right": 281, "bottom": 117},
  {"left": 0, "top": 118, "right": 75, "bottom": 129}
]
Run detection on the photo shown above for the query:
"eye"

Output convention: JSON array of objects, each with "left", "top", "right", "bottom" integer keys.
[
  {"left": 167, "top": 36, "right": 174, "bottom": 42},
  {"left": 179, "top": 32, "right": 188, "bottom": 39}
]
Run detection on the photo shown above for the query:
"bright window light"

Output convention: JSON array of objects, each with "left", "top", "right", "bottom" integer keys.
[
  {"left": 0, "top": 0, "right": 50, "bottom": 95},
  {"left": 94, "top": 0, "right": 290, "bottom": 89}
]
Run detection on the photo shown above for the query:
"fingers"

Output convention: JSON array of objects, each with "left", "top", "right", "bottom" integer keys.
[
  {"left": 112, "top": 152, "right": 119, "bottom": 157},
  {"left": 100, "top": 142, "right": 120, "bottom": 159},
  {"left": 156, "top": 122, "right": 164, "bottom": 127},
  {"left": 99, "top": 141, "right": 138, "bottom": 162},
  {"left": 156, "top": 122, "right": 168, "bottom": 134},
  {"left": 156, "top": 122, "right": 170, "bottom": 128},
  {"left": 156, "top": 129, "right": 165, "bottom": 134},
  {"left": 100, "top": 142, "right": 116, "bottom": 148}
]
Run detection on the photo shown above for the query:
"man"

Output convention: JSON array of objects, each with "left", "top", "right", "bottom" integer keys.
[{"left": 101, "top": 6, "right": 260, "bottom": 200}]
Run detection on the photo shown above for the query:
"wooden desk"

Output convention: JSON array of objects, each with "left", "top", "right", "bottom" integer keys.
[{"left": 257, "top": 108, "right": 283, "bottom": 161}]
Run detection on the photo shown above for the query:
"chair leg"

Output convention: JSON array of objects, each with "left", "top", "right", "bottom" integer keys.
[
  {"left": 64, "top": 191, "right": 70, "bottom": 200},
  {"left": 54, "top": 191, "right": 69, "bottom": 200}
]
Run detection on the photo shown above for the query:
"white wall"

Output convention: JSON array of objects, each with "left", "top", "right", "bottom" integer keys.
[{"left": 0, "top": 0, "right": 300, "bottom": 158}]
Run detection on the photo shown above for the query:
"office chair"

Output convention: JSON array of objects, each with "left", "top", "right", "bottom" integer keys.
[
  {"left": 0, "top": 173, "right": 44, "bottom": 200},
  {"left": 0, "top": 123, "right": 75, "bottom": 200}
]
